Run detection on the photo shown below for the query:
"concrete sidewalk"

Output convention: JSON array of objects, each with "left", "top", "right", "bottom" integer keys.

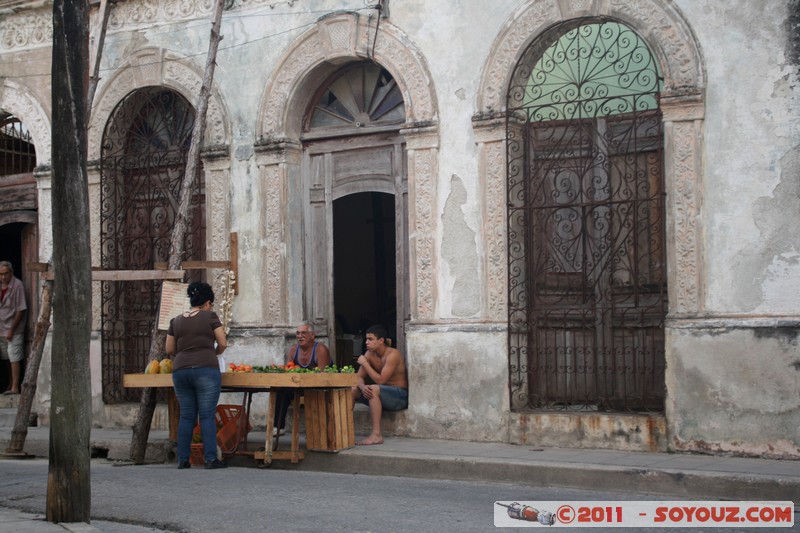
[
  {"left": 2, "top": 424, "right": 798, "bottom": 504},
  {"left": 0, "top": 506, "right": 168, "bottom": 533},
  {"left": 0, "top": 507, "right": 99, "bottom": 533}
]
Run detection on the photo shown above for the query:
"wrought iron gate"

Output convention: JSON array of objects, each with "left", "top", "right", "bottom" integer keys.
[
  {"left": 1, "top": 114, "right": 36, "bottom": 175},
  {"left": 100, "top": 88, "right": 205, "bottom": 403},
  {"left": 507, "top": 20, "right": 667, "bottom": 412}
]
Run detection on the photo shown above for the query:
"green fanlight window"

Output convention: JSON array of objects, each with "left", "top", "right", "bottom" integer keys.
[{"left": 524, "top": 21, "right": 662, "bottom": 120}]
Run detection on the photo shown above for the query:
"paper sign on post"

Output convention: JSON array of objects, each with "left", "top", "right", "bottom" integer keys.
[{"left": 158, "top": 281, "right": 190, "bottom": 331}]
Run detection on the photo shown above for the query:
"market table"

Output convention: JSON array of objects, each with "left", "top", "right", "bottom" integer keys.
[{"left": 123, "top": 372, "right": 358, "bottom": 464}]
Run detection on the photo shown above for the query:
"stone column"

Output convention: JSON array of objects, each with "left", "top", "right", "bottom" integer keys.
[
  {"left": 661, "top": 92, "right": 706, "bottom": 452},
  {"left": 661, "top": 92, "right": 705, "bottom": 318},
  {"left": 200, "top": 146, "right": 232, "bottom": 298},
  {"left": 33, "top": 167, "right": 52, "bottom": 262},
  {"left": 472, "top": 113, "right": 510, "bottom": 321},
  {"left": 86, "top": 162, "right": 102, "bottom": 331},
  {"left": 401, "top": 125, "right": 439, "bottom": 322},
  {"left": 254, "top": 139, "right": 301, "bottom": 327}
]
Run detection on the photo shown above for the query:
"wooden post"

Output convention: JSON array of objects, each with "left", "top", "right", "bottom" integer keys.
[
  {"left": 230, "top": 232, "right": 238, "bottom": 294},
  {"left": 5, "top": 280, "right": 53, "bottom": 455},
  {"left": 48, "top": 0, "right": 92, "bottom": 522},
  {"left": 87, "top": 0, "right": 112, "bottom": 118}
]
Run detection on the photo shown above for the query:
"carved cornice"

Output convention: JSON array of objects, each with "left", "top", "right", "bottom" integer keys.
[
  {"left": 471, "top": 114, "right": 506, "bottom": 144},
  {"left": 400, "top": 126, "right": 438, "bottom": 150},
  {"left": 0, "top": 0, "right": 327, "bottom": 52},
  {"left": 661, "top": 92, "right": 705, "bottom": 122},
  {"left": 0, "top": 5, "right": 51, "bottom": 50}
]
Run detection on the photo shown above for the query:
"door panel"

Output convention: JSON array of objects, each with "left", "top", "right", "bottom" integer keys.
[{"left": 302, "top": 136, "right": 407, "bottom": 363}]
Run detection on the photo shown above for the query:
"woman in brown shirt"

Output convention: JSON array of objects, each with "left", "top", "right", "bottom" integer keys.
[{"left": 167, "top": 281, "right": 227, "bottom": 469}]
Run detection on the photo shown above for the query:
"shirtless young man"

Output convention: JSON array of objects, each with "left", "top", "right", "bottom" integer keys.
[{"left": 352, "top": 324, "right": 408, "bottom": 445}]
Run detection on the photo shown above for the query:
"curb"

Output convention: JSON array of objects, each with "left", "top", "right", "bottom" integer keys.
[{"left": 255, "top": 450, "right": 800, "bottom": 502}]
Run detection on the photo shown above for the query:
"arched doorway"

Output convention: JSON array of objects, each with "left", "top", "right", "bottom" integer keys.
[
  {"left": 302, "top": 62, "right": 408, "bottom": 363},
  {"left": 0, "top": 113, "right": 38, "bottom": 390},
  {"left": 100, "top": 87, "right": 205, "bottom": 403},
  {"left": 507, "top": 20, "right": 667, "bottom": 412}
]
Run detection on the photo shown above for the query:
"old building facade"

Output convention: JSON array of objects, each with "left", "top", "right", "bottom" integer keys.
[{"left": 1, "top": 0, "right": 798, "bottom": 458}]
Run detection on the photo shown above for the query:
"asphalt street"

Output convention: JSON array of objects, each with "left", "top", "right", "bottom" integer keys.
[{"left": 0, "top": 458, "right": 797, "bottom": 533}]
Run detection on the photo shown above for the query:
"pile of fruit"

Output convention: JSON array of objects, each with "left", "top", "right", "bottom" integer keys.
[
  {"left": 251, "top": 364, "right": 356, "bottom": 374},
  {"left": 228, "top": 363, "right": 253, "bottom": 373},
  {"left": 144, "top": 359, "right": 173, "bottom": 374}
]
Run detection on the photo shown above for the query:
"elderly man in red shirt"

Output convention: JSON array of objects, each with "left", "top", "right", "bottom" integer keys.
[{"left": 0, "top": 261, "right": 26, "bottom": 395}]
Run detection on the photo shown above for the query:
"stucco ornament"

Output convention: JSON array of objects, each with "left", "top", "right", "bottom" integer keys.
[
  {"left": 258, "top": 12, "right": 437, "bottom": 137},
  {"left": 0, "top": 8, "right": 52, "bottom": 50},
  {"left": 0, "top": 79, "right": 51, "bottom": 166},
  {"left": 88, "top": 48, "right": 229, "bottom": 159}
]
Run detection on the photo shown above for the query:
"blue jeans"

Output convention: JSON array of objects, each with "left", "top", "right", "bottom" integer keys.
[
  {"left": 356, "top": 385, "right": 408, "bottom": 411},
  {"left": 172, "top": 367, "right": 221, "bottom": 463}
]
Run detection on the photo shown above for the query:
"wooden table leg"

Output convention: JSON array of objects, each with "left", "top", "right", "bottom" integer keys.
[
  {"left": 290, "top": 390, "right": 301, "bottom": 463},
  {"left": 167, "top": 390, "right": 179, "bottom": 442},
  {"left": 263, "top": 390, "right": 276, "bottom": 465},
  {"left": 236, "top": 392, "right": 251, "bottom": 453}
]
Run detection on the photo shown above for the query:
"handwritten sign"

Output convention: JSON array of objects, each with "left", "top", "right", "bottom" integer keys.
[{"left": 158, "top": 281, "right": 190, "bottom": 331}]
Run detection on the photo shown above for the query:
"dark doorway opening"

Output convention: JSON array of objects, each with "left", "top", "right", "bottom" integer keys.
[
  {"left": 0, "top": 223, "right": 23, "bottom": 275},
  {"left": 0, "top": 222, "right": 25, "bottom": 392},
  {"left": 333, "top": 192, "right": 396, "bottom": 366}
]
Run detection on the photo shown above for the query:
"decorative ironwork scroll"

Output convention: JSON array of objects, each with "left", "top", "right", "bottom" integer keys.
[
  {"left": 100, "top": 88, "right": 205, "bottom": 403},
  {"left": 507, "top": 21, "right": 666, "bottom": 412}
]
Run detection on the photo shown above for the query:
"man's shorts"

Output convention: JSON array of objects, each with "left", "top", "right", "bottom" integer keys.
[
  {"left": 0, "top": 334, "right": 24, "bottom": 363},
  {"left": 356, "top": 385, "right": 408, "bottom": 411}
]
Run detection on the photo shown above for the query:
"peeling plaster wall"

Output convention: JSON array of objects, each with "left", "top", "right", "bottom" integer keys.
[
  {"left": 680, "top": 0, "right": 800, "bottom": 313},
  {"left": 666, "top": 324, "right": 800, "bottom": 458},
  {"left": 440, "top": 175, "right": 480, "bottom": 317},
  {"left": 395, "top": 1, "right": 518, "bottom": 318},
  {"left": 404, "top": 325, "right": 507, "bottom": 441},
  {"left": 661, "top": 0, "right": 800, "bottom": 458},
  {"left": 509, "top": 412, "right": 667, "bottom": 453}
]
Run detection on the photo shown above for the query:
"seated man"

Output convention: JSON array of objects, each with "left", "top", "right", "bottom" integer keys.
[
  {"left": 273, "top": 322, "right": 331, "bottom": 436},
  {"left": 352, "top": 324, "right": 408, "bottom": 445}
]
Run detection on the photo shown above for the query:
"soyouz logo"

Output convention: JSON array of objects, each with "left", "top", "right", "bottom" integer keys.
[{"left": 494, "top": 501, "right": 795, "bottom": 528}]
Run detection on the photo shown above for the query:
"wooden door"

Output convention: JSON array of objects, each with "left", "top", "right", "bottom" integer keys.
[
  {"left": 20, "top": 222, "right": 37, "bottom": 354},
  {"left": 303, "top": 134, "right": 408, "bottom": 362}
]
